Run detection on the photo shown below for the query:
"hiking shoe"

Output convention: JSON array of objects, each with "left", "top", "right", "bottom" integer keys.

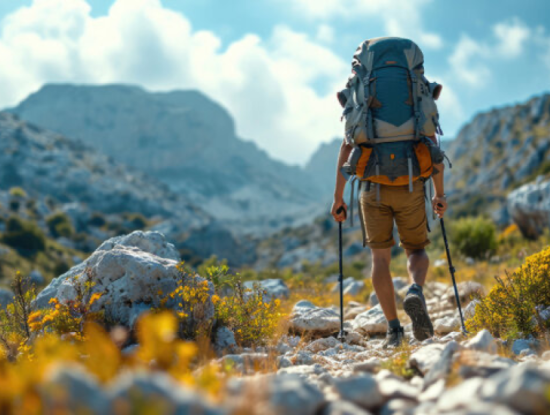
[
  {"left": 404, "top": 286, "right": 434, "bottom": 341},
  {"left": 382, "top": 326, "right": 404, "bottom": 348}
]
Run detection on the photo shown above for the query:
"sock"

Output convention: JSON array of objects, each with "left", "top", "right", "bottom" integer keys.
[
  {"left": 408, "top": 283, "right": 424, "bottom": 294},
  {"left": 388, "top": 318, "right": 401, "bottom": 329}
]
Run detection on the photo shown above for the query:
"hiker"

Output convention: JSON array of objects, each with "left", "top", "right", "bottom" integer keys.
[{"left": 331, "top": 37, "right": 448, "bottom": 348}]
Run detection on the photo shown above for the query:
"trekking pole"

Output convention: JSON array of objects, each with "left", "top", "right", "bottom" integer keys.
[
  {"left": 336, "top": 206, "right": 347, "bottom": 341},
  {"left": 438, "top": 212, "right": 468, "bottom": 335}
]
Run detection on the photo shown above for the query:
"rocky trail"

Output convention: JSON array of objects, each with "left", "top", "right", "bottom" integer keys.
[{"left": 13, "top": 231, "right": 549, "bottom": 415}]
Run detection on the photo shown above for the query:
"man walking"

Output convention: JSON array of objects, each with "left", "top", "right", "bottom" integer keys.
[{"left": 331, "top": 37, "right": 448, "bottom": 347}]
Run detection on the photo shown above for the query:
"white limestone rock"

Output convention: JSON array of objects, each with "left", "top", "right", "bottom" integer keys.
[
  {"left": 289, "top": 301, "right": 341, "bottom": 335},
  {"left": 34, "top": 231, "right": 214, "bottom": 330},
  {"left": 351, "top": 305, "right": 388, "bottom": 334}
]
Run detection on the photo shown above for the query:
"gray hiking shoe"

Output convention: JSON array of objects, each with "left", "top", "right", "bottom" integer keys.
[
  {"left": 404, "top": 285, "right": 434, "bottom": 341},
  {"left": 382, "top": 326, "right": 404, "bottom": 348}
]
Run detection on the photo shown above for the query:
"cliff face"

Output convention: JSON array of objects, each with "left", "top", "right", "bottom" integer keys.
[
  {"left": 11, "top": 84, "right": 321, "bottom": 234},
  {"left": 0, "top": 112, "right": 255, "bottom": 265},
  {"left": 445, "top": 94, "right": 550, "bottom": 224}
]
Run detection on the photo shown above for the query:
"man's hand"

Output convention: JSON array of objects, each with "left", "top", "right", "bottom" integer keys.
[
  {"left": 432, "top": 195, "right": 447, "bottom": 218},
  {"left": 331, "top": 199, "right": 348, "bottom": 222}
]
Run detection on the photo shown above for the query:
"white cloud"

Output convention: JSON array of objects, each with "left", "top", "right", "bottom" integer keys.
[
  {"left": 0, "top": 0, "right": 350, "bottom": 165},
  {"left": 448, "top": 18, "right": 532, "bottom": 88},
  {"left": 493, "top": 19, "right": 530, "bottom": 58},
  {"left": 277, "top": 0, "right": 443, "bottom": 50},
  {"left": 448, "top": 35, "right": 492, "bottom": 87},
  {"left": 315, "top": 24, "right": 334, "bottom": 44}
]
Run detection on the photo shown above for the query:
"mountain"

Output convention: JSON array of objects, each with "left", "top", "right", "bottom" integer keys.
[
  {"left": 11, "top": 84, "right": 322, "bottom": 235},
  {"left": 305, "top": 138, "right": 341, "bottom": 199},
  {"left": 0, "top": 112, "right": 254, "bottom": 265},
  {"left": 445, "top": 94, "right": 550, "bottom": 224}
]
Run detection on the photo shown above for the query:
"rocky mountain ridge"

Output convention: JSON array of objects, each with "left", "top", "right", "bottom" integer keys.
[
  {"left": 0, "top": 112, "right": 254, "bottom": 265},
  {"left": 445, "top": 93, "right": 550, "bottom": 224},
  {"left": 11, "top": 84, "right": 325, "bottom": 235}
]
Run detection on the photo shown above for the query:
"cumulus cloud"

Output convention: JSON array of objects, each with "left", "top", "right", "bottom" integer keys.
[
  {"left": 0, "top": 0, "right": 350, "bottom": 164},
  {"left": 448, "top": 35, "right": 492, "bottom": 87},
  {"left": 493, "top": 18, "right": 530, "bottom": 58},
  {"left": 448, "top": 18, "right": 532, "bottom": 87},
  {"left": 276, "top": 0, "right": 443, "bottom": 50}
]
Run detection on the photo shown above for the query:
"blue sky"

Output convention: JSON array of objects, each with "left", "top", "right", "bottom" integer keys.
[{"left": 1, "top": 0, "right": 549, "bottom": 165}]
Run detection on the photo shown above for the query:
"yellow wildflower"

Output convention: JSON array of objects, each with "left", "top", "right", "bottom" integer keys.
[
  {"left": 89, "top": 292, "right": 103, "bottom": 305},
  {"left": 28, "top": 311, "right": 42, "bottom": 323}
]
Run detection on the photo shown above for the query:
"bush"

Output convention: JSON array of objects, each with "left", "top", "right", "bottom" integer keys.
[
  {"left": 0, "top": 271, "right": 36, "bottom": 360},
  {"left": 9, "top": 187, "right": 27, "bottom": 199},
  {"left": 88, "top": 212, "right": 106, "bottom": 228},
  {"left": 123, "top": 212, "right": 148, "bottom": 230},
  {"left": 451, "top": 216, "right": 497, "bottom": 259},
  {"left": 159, "top": 261, "right": 284, "bottom": 346},
  {"left": 466, "top": 246, "right": 550, "bottom": 338},
  {"left": 46, "top": 212, "right": 74, "bottom": 238},
  {"left": 2, "top": 216, "right": 46, "bottom": 255}
]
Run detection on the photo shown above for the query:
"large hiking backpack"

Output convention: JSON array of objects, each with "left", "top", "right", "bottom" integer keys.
[{"left": 338, "top": 37, "right": 446, "bottom": 202}]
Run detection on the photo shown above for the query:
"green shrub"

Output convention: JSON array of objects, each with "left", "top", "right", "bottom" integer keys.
[
  {"left": 451, "top": 216, "right": 497, "bottom": 259},
  {"left": 9, "top": 200, "right": 20, "bottom": 212},
  {"left": 0, "top": 271, "right": 36, "bottom": 360},
  {"left": 46, "top": 212, "right": 74, "bottom": 238},
  {"left": 9, "top": 187, "right": 27, "bottom": 199},
  {"left": 123, "top": 213, "right": 148, "bottom": 230},
  {"left": 88, "top": 212, "right": 106, "bottom": 228},
  {"left": 2, "top": 216, "right": 46, "bottom": 255}
]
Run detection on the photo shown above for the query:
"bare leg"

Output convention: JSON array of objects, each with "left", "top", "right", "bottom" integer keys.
[
  {"left": 404, "top": 248, "right": 434, "bottom": 340},
  {"left": 405, "top": 249, "right": 429, "bottom": 287},
  {"left": 371, "top": 248, "right": 397, "bottom": 321}
]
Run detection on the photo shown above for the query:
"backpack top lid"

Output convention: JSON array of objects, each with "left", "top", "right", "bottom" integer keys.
[{"left": 352, "top": 37, "right": 424, "bottom": 72}]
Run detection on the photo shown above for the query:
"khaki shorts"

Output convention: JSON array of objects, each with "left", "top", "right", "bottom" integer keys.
[{"left": 359, "top": 180, "right": 430, "bottom": 250}]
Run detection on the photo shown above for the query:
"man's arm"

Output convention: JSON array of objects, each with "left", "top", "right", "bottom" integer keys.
[
  {"left": 331, "top": 139, "right": 352, "bottom": 222},
  {"left": 431, "top": 162, "right": 447, "bottom": 217},
  {"left": 427, "top": 134, "right": 447, "bottom": 217}
]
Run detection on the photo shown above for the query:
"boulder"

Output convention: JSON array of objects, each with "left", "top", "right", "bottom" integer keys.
[
  {"left": 110, "top": 372, "right": 222, "bottom": 414},
  {"left": 344, "top": 304, "right": 368, "bottom": 320},
  {"left": 457, "top": 350, "right": 516, "bottom": 379},
  {"left": 433, "top": 315, "right": 460, "bottom": 334},
  {"left": 377, "top": 376, "right": 418, "bottom": 401},
  {"left": 214, "top": 327, "right": 237, "bottom": 353},
  {"left": 408, "top": 343, "right": 445, "bottom": 375},
  {"left": 304, "top": 337, "right": 340, "bottom": 353},
  {"left": 508, "top": 178, "right": 550, "bottom": 238},
  {"left": 423, "top": 341, "right": 460, "bottom": 387},
  {"left": 332, "top": 277, "right": 365, "bottom": 296},
  {"left": 40, "top": 364, "right": 109, "bottom": 414},
  {"left": 480, "top": 363, "right": 550, "bottom": 414},
  {"left": 435, "top": 377, "right": 485, "bottom": 413},
  {"left": 352, "top": 357, "right": 381, "bottom": 374},
  {"left": 95, "top": 231, "right": 180, "bottom": 261},
  {"left": 266, "top": 374, "right": 325, "bottom": 415},
  {"left": 34, "top": 231, "right": 214, "bottom": 330},
  {"left": 351, "top": 305, "right": 388, "bottom": 334},
  {"left": 243, "top": 279, "right": 290, "bottom": 301},
  {"left": 289, "top": 301, "right": 340, "bottom": 335},
  {"left": 464, "top": 329, "right": 497, "bottom": 354},
  {"left": 333, "top": 374, "right": 384, "bottom": 411},
  {"left": 511, "top": 338, "right": 537, "bottom": 356}
]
